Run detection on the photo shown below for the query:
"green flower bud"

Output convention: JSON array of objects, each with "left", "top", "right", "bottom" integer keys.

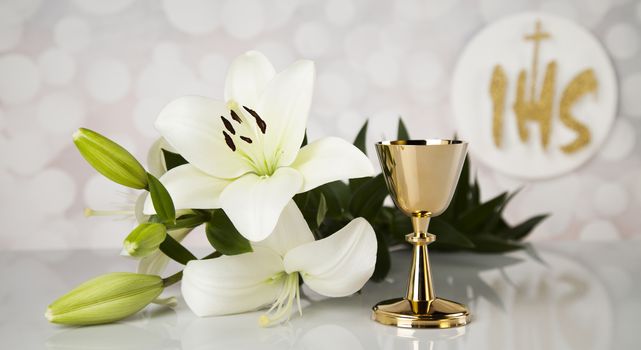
[
  {"left": 124, "top": 223, "right": 167, "bottom": 258},
  {"left": 73, "top": 128, "right": 148, "bottom": 190},
  {"left": 46, "top": 272, "right": 163, "bottom": 326}
]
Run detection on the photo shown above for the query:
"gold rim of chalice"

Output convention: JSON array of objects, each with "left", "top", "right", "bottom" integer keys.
[{"left": 377, "top": 139, "right": 467, "bottom": 146}]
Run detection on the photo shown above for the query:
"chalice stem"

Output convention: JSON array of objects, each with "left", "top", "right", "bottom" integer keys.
[
  {"left": 407, "top": 244, "right": 435, "bottom": 302},
  {"left": 407, "top": 214, "right": 436, "bottom": 304}
]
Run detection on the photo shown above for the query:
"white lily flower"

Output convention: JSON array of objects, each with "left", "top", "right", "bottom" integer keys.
[
  {"left": 143, "top": 51, "right": 374, "bottom": 241},
  {"left": 181, "top": 201, "right": 377, "bottom": 326}
]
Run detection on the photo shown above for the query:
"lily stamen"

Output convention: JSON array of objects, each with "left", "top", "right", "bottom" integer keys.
[{"left": 259, "top": 272, "right": 301, "bottom": 327}]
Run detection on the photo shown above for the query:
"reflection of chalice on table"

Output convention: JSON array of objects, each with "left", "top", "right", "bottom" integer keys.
[{"left": 373, "top": 140, "right": 470, "bottom": 328}]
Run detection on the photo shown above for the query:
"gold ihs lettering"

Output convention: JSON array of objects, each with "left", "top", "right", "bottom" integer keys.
[
  {"left": 488, "top": 20, "right": 595, "bottom": 154},
  {"left": 489, "top": 65, "right": 507, "bottom": 148},
  {"left": 559, "top": 69, "right": 596, "bottom": 154},
  {"left": 513, "top": 61, "right": 556, "bottom": 149}
]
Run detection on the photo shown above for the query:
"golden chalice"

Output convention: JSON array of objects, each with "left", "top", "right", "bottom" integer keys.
[{"left": 373, "top": 139, "right": 470, "bottom": 328}]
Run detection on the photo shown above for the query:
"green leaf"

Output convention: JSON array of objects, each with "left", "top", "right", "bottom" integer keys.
[
  {"left": 349, "top": 120, "right": 370, "bottom": 192},
  {"left": 468, "top": 235, "right": 522, "bottom": 253},
  {"left": 458, "top": 192, "right": 507, "bottom": 232},
  {"left": 205, "top": 210, "right": 253, "bottom": 256},
  {"left": 159, "top": 234, "right": 196, "bottom": 265},
  {"left": 73, "top": 128, "right": 148, "bottom": 189},
  {"left": 482, "top": 189, "right": 520, "bottom": 233},
  {"left": 353, "top": 120, "right": 368, "bottom": 155},
  {"left": 349, "top": 174, "right": 388, "bottom": 221},
  {"left": 371, "top": 233, "right": 391, "bottom": 281},
  {"left": 147, "top": 173, "right": 176, "bottom": 224},
  {"left": 429, "top": 218, "right": 475, "bottom": 248},
  {"left": 165, "top": 213, "right": 208, "bottom": 230},
  {"left": 397, "top": 117, "right": 410, "bottom": 140},
  {"left": 319, "top": 181, "right": 351, "bottom": 217},
  {"left": 316, "top": 193, "right": 327, "bottom": 227},
  {"left": 162, "top": 149, "right": 188, "bottom": 171},
  {"left": 499, "top": 214, "right": 548, "bottom": 240},
  {"left": 453, "top": 156, "right": 471, "bottom": 214},
  {"left": 294, "top": 190, "right": 322, "bottom": 232},
  {"left": 471, "top": 178, "right": 480, "bottom": 206}
]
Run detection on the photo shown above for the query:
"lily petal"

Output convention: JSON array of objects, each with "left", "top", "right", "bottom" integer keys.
[
  {"left": 143, "top": 164, "right": 229, "bottom": 215},
  {"left": 156, "top": 96, "right": 254, "bottom": 179},
  {"left": 257, "top": 60, "right": 315, "bottom": 169},
  {"left": 224, "top": 51, "right": 276, "bottom": 109},
  {"left": 146, "top": 137, "right": 174, "bottom": 178},
  {"left": 253, "top": 200, "right": 314, "bottom": 257},
  {"left": 220, "top": 167, "right": 303, "bottom": 242},
  {"left": 283, "top": 218, "right": 377, "bottom": 297},
  {"left": 181, "top": 247, "right": 285, "bottom": 316},
  {"left": 291, "top": 137, "right": 375, "bottom": 192}
]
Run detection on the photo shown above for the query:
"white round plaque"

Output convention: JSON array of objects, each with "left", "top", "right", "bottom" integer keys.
[{"left": 452, "top": 12, "right": 617, "bottom": 179}]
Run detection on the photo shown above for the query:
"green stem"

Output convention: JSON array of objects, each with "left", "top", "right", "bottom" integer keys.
[{"left": 162, "top": 271, "right": 183, "bottom": 287}]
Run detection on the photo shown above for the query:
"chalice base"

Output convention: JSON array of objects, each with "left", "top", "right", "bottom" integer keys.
[{"left": 372, "top": 297, "right": 470, "bottom": 328}]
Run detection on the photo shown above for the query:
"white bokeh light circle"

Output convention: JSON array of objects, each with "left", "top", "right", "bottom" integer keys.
[
  {"left": 325, "top": 0, "right": 355, "bottom": 26},
  {"left": 153, "top": 42, "right": 182, "bottom": 63},
  {"left": 452, "top": 13, "right": 617, "bottom": 179},
  {"left": 137, "top": 55, "right": 200, "bottom": 99},
  {"left": 317, "top": 72, "right": 352, "bottom": 109},
  {"left": 593, "top": 182, "right": 628, "bottom": 217},
  {"left": 72, "top": 0, "right": 134, "bottom": 15},
  {"left": 37, "top": 48, "right": 76, "bottom": 86},
  {"left": 294, "top": 22, "right": 331, "bottom": 58},
  {"left": 405, "top": 51, "right": 444, "bottom": 90},
  {"left": 605, "top": 23, "right": 639, "bottom": 60},
  {"left": 37, "top": 92, "right": 85, "bottom": 134},
  {"left": 0, "top": 54, "right": 40, "bottom": 105},
  {"left": 162, "top": 0, "right": 220, "bottom": 35},
  {"left": 580, "top": 220, "right": 620, "bottom": 241},
  {"left": 2, "top": 131, "right": 52, "bottom": 175},
  {"left": 366, "top": 52, "right": 399, "bottom": 88},
  {"left": 479, "top": 0, "right": 530, "bottom": 22},
  {"left": 0, "top": 5, "right": 23, "bottom": 52},
  {"left": 83, "top": 173, "right": 132, "bottom": 210},
  {"left": 1, "top": 0, "right": 41, "bottom": 21},
  {"left": 0, "top": 106, "right": 4, "bottom": 131},
  {"left": 198, "top": 53, "right": 228, "bottom": 84},
  {"left": 221, "top": 0, "right": 265, "bottom": 39},
  {"left": 621, "top": 73, "right": 641, "bottom": 118},
  {"left": 598, "top": 118, "right": 636, "bottom": 161},
  {"left": 133, "top": 98, "right": 165, "bottom": 138},
  {"left": 254, "top": 41, "right": 294, "bottom": 69},
  {"left": 344, "top": 25, "right": 380, "bottom": 67},
  {"left": 402, "top": 0, "right": 459, "bottom": 21},
  {"left": 540, "top": 1, "right": 578, "bottom": 21},
  {"left": 28, "top": 168, "right": 76, "bottom": 215},
  {"left": 54, "top": 17, "right": 91, "bottom": 52},
  {"left": 85, "top": 58, "right": 131, "bottom": 103}
]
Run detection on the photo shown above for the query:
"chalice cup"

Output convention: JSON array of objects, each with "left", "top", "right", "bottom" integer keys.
[{"left": 372, "top": 139, "right": 470, "bottom": 328}]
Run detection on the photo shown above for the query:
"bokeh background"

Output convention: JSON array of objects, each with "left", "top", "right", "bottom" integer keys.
[{"left": 0, "top": 0, "right": 639, "bottom": 250}]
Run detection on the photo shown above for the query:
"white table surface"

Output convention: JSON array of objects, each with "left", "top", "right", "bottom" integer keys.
[{"left": 1, "top": 241, "right": 639, "bottom": 349}]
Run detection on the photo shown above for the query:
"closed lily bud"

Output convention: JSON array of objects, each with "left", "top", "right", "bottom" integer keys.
[
  {"left": 73, "top": 128, "right": 148, "bottom": 190},
  {"left": 46, "top": 272, "right": 163, "bottom": 326},
  {"left": 123, "top": 223, "right": 167, "bottom": 258}
]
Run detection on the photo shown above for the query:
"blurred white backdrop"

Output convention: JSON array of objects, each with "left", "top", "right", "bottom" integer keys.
[{"left": 0, "top": 0, "right": 639, "bottom": 250}]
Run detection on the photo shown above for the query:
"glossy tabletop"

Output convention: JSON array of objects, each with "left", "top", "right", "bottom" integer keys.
[{"left": 1, "top": 241, "right": 639, "bottom": 349}]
